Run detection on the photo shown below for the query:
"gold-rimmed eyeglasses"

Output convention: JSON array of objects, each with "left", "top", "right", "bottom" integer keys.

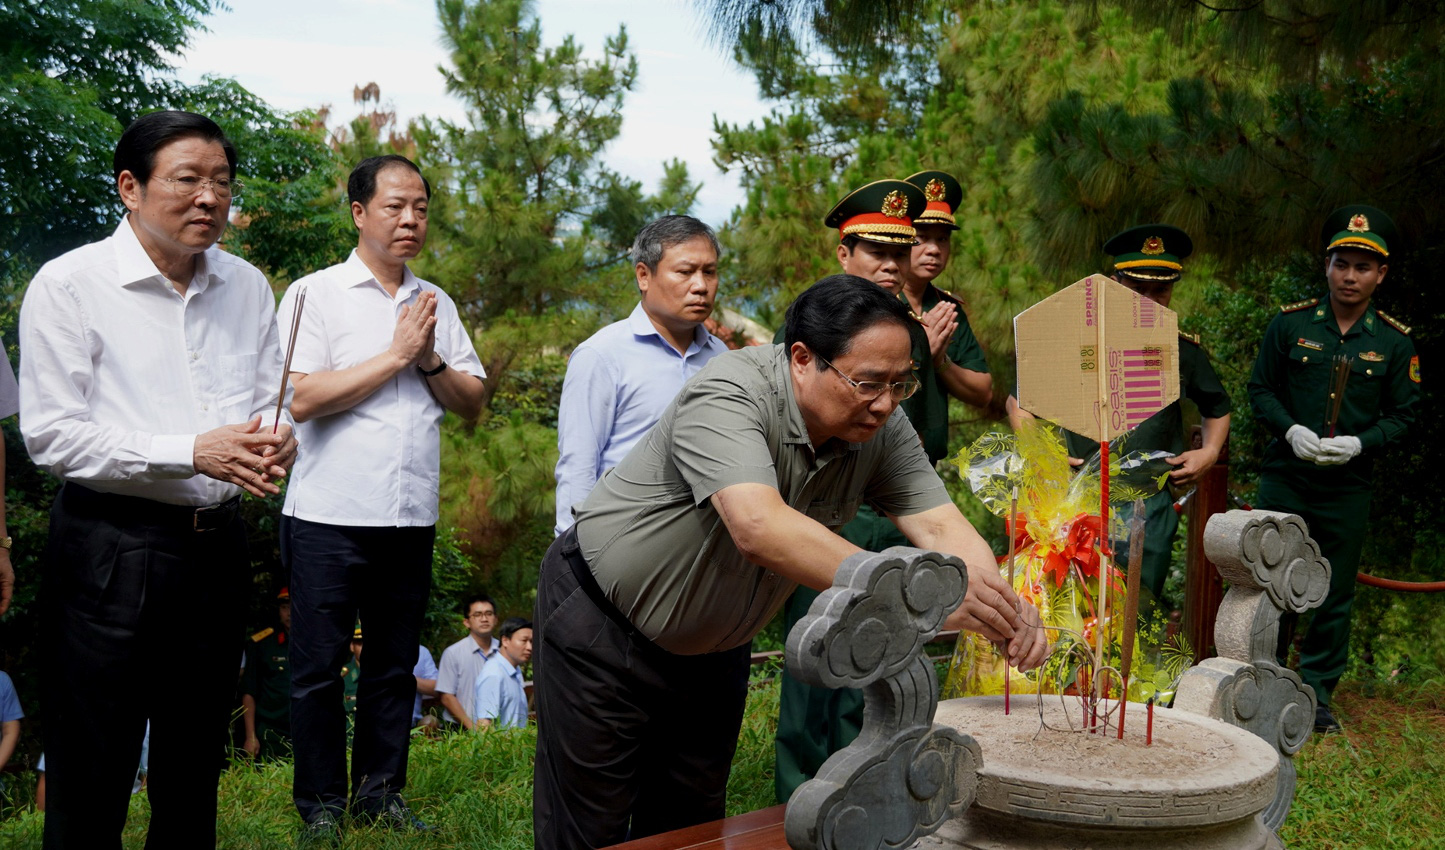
[
  {"left": 153, "top": 176, "right": 243, "bottom": 199},
  {"left": 817, "top": 355, "right": 919, "bottom": 402}
]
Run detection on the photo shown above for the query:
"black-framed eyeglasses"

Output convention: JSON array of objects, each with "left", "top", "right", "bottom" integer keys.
[
  {"left": 153, "top": 176, "right": 243, "bottom": 199},
  {"left": 817, "top": 355, "right": 919, "bottom": 402}
]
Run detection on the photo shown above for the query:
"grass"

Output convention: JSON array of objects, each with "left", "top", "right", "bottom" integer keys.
[{"left": 1, "top": 676, "right": 1440, "bottom": 848}]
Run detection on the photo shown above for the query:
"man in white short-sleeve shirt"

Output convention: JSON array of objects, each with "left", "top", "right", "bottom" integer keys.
[
  {"left": 277, "top": 154, "right": 485, "bottom": 840},
  {"left": 18, "top": 110, "right": 296, "bottom": 848}
]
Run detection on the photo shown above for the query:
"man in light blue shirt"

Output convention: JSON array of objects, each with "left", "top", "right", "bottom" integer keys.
[
  {"left": 412, "top": 646, "right": 437, "bottom": 727},
  {"left": 472, "top": 618, "right": 533, "bottom": 729},
  {"left": 554, "top": 216, "right": 728, "bottom": 534}
]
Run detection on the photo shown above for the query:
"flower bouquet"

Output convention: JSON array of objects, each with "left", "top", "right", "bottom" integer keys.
[{"left": 941, "top": 420, "right": 1192, "bottom": 705}]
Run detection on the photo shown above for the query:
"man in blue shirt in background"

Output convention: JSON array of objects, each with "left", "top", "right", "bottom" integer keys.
[
  {"left": 473, "top": 618, "right": 533, "bottom": 730},
  {"left": 553, "top": 215, "right": 727, "bottom": 534}
]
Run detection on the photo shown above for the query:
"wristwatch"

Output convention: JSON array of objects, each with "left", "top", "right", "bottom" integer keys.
[
  {"left": 0, "top": 536, "right": 12, "bottom": 550},
  {"left": 419, "top": 360, "right": 448, "bottom": 377}
]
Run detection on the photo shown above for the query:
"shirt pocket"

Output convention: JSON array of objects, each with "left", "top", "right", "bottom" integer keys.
[
  {"left": 217, "top": 351, "right": 261, "bottom": 418},
  {"left": 1285, "top": 344, "right": 1326, "bottom": 397},
  {"left": 802, "top": 496, "right": 862, "bottom": 532},
  {"left": 1345, "top": 354, "right": 1386, "bottom": 413}
]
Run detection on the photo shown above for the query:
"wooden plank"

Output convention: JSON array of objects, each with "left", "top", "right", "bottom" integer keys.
[
  {"left": 601, "top": 804, "right": 788, "bottom": 850},
  {"left": 1183, "top": 425, "right": 1228, "bottom": 662}
]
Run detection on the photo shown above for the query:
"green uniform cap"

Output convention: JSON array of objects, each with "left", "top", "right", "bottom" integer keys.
[
  {"left": 904, "top": 170, "right": 962, "bottom": 231},
  {"left": 1323, "top": 204, "right": 1395, "bottom": 258},
  {"left": 1104, "top": 223, "right": 1193, "bottom": 283},
  {"left": 823, "top": 179, "right": 925, "bottom": 245}
]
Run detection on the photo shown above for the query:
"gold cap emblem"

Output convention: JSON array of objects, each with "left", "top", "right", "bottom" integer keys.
[
  {"left": 1142, "top": 236, "right": 1165, "bottom": 255},
  {"left": 881, "top": 190, "right": 908, "bottom": 219},
  {"left": 924, "top": 179, "right": 946, "bottom": 202},
  {"left": 1348, "top": 214, "right": 1371, "bottom": 233}
]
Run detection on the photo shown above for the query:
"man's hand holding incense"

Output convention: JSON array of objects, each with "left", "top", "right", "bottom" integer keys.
[
  {"left": 258, "top": 423, "right": 299, "bottom": 484},
  {"left": 195, "top": 416, "right": 293, "bottom": 498},
  {"left": 1285, "top": 424, "right": 1323, "bottom": 462},
  {"left": 1316, "top": 435, "right": 1362, "bottom": 466},
  {"left": 945, "top": 562, "right": 1049, "bottom": 671}
]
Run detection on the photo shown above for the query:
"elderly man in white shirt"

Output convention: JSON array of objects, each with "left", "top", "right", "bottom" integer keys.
[
  {"left": 553, "top": 215, "right": 727, "bottom": 534},
  {"left": 278, "top": 154, "right": 485, "bottom": 841},
  {"left": 18, "top": 110, "right": 297, "bottom": 849}
]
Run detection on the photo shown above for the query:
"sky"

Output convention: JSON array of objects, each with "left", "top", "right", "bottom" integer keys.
[{"left": 173, "top": 0, "right": 773, "bottom": 226}]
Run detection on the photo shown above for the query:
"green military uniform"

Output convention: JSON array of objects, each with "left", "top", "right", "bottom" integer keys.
[
  {"left": 1248, "top": 206, "right": 1418, "bottom": 709},
  {"left": 342, "top": 624, "right": 362, "bottom": 737},
  {"left": 241, "top": 626, "right": 292, "bottom": 760},
  {"left": 1059, "top": 225, "right": 1230, "bottom": 601},
  {"left": 776, "top": 177, "right": 992, "bottom": 802}
]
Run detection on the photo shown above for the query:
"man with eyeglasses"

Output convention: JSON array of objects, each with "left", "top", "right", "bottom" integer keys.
[
  {"left": 775, "top": 177, "right": 984, "bottom": 801},
  {"left": 532, "top": 275, "right": 1046, "bottom": 848},
  {"left": 18, "top": 110, "right": 297, "bottom": 848},
  {"left": 435, "top": 593, "right": 499, "bottom": 731}
]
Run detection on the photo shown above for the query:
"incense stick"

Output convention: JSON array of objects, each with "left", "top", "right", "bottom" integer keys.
[
  {"left": 1118, "top": 499, "right": 1145, "bottom": 738},
  {"left": 1325, "top": 355, "right": 1351, "bottom": 437},
  {"left": 272, "top": 288, "right": 307, "bottom": 434},
  {"left": 1005, "top": 486, "right": 1019, "bottom": 716}
]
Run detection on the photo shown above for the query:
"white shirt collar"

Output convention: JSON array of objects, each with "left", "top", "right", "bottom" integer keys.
[
  {"left": 111, "top": 217, "right": 214, "bottom": 295},
  {"left": 342, "top": 249, "right": 419, "bottom": 298}
]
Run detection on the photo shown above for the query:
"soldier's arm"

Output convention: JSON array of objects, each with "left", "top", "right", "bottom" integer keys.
[
  {"left": 1248, "top": 315, "right": 1297, "bottom": 437},
  {"left": 936, "top": 304, "right": 993, "bottom": 409},
  {"left": 240, "top": 694, "right": 259, "bottom": 757}
]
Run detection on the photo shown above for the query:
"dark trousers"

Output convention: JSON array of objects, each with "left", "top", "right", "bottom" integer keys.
[
  {"left": 1259, "top": 472, "right": 1372, "bottom": 706},
  {"left": 283, "top": 516, "right": 433, "bottom": 822},
  {"left": 533, "top": 530, "right": 751, "bottom": 849},
  {"left": 41, "top": 484, "right": 248, "bottom": 850}
]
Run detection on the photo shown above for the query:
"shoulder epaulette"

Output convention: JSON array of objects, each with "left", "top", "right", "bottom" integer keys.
[
  {"left": 1280, "top": 298, "right": 1319, "bottom": 314},
  {"left": 1377, "top": 310, "right": 1412, "bottom": 335},
  {"left": 1179, "top": 331, "right": 1201, "bottom": 346},
  {"left": 935, "top": 287, "right": 964, "bottom": 307},
  {"left": 251, "top": 628, "right": 274, "bottom": 643}
]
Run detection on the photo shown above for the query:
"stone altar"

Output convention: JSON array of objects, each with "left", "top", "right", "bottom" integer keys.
[{"left": 784, "top": 510, "right": 1330, "bottom": 850}]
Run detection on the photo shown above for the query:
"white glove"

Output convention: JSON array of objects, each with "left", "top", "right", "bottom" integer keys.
[
  {"left": 1316, "top": 435, "right": 1362, "bottom": 466},
  {"left": 1285, "top": 424, "right": 1322, "bottom": 462}
]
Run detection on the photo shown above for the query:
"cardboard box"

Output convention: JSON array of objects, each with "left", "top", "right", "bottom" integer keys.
[{"left": 1015, "top": 275, "right": 1180, "bottom": 441}]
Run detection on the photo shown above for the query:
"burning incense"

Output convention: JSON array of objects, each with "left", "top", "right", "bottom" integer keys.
[
  {"left": 272, "top": 288, "right": 307, "bottom": 434},
  {"left": 1005, "top": 486, "right": 1019, "bottom": 716},
  {"left": 1118, "top": 499, "right": 1145, "bottom": 739},
  {"left": 1325, "top": 355, "right": 1352, "bottom": 437}
]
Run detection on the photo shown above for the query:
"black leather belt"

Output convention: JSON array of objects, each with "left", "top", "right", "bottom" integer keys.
[
  {"left": 558, "top": 528, "right": 670, "bottom": 658},
  {"left": 65, "top": 484, "right": 243, "bottom": 533}
]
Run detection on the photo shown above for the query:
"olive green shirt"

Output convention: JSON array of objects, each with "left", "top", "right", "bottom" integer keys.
[
  {"left": 902, "top": 285, "right": 991, "bottom": 464},
  {"left": 1248, "top": 296, "right": 1418, "bottom": 484},
  {"left": 575, "top": 344, "right": 951, "bottom": 655}
]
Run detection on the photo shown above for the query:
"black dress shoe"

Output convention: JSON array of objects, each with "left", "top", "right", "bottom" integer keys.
[
  {"left": 296, "top": 815, "right": 344, "bottom": 848},
  {"left": 1314, "top": 704, "right": 1342, "bottom": 734},
  {"left": 354, "top": 796, "right": 435, "bottom": 833}
]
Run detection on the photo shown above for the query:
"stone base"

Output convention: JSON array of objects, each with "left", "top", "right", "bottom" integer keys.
[{"left": 916, "top": 695, "right": 1281, "bottom": 850}]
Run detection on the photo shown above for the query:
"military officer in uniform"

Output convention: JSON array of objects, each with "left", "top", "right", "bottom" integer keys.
[
  {"left": 342, "top": 625, "right": 363, "bottom": 724},
  {"left": 1072, "top": 226, "right": 1232, "bottom": 601},
  {"left": 774, "top": 179, "right": 935, "bottom": 801},
  {"left": 898, "top": 170, "right": 993, "bottom": 454},
  {"left": 241, "top": 588, "right": 294, "bottom": 760},
  {"left": 1248, "top": 205, "right": 1418, "bottom": 734}
]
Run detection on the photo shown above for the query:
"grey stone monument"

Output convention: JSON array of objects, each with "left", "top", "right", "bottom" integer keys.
[
  {"left": 784, "top": 547, "right": 978, "bottom": 850},
  {"left": 1174, "top": 508, "right": 1331, "bottom": 830}
]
